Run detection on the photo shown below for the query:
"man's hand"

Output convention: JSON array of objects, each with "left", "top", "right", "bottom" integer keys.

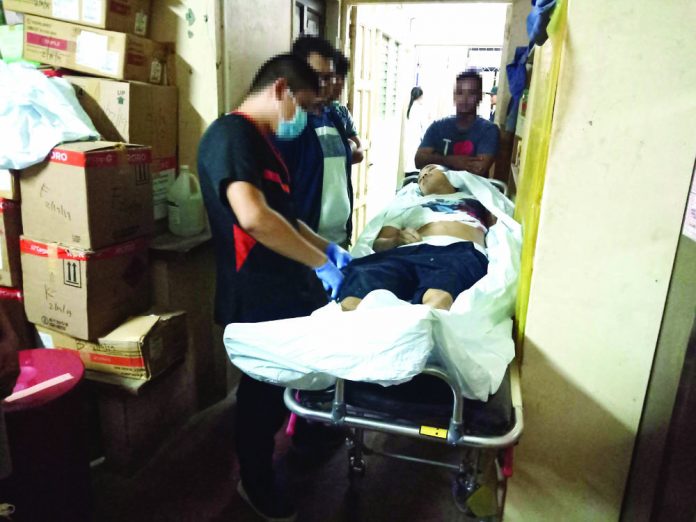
[
  {"left": 314, "top": 260, "right": 345, "bottom": 299},
  {"left": 373, "top": 226, "right": 422, "bottom": 252},
  {"left": 397, "top": 228, "right": 422, "bottom": 246},
  {"left": 326, "top": 242, "right": 352, "bottom": 269}
]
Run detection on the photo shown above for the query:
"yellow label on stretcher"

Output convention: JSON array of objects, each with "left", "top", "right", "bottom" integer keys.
[{"left": 420, "top": 425, "right": 448, "bottom": 439}]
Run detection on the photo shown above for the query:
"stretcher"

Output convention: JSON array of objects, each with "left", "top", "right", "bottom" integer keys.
[
  {"left": 284, "top": 359, "right": 523, "bottom": 516},
  {"left": 225, "top": 169, "right": 523, "bottom": 514}
]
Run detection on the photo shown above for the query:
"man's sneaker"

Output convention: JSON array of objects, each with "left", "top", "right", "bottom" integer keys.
[{"left": 236, "top": 480, "right": 297, "bottom": 522}]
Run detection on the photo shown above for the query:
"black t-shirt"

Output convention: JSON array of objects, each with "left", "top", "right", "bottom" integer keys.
[{"left": 198, "top": 113, "right": 327, "bottom": 325}]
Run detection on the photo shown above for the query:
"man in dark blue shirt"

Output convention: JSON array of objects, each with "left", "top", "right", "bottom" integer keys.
[
  {"left": 415, "top": 70, "right": 500, "bottom": 177},
  {"left": 198, "top": 53, "right": 346, "bottom": 522},
  {"left": 274, "top": 36, "right": 354, "bottom": 248}
]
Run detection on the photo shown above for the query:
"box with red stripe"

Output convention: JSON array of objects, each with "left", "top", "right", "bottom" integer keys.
[
  {"left": 20, "top": 235, "right": 150, "bottom": 340},
  {"left": 20, "top": 141, "right": 153, "bottom": 250},
  {"left": 4, "top": 0, "right": 151, "bottom": 36},
  {"left": 22, "top": 15, "right": 171, "bottom": 84},
  {"left": 36, "top": 311, "right": 187, "bottom": 380}
]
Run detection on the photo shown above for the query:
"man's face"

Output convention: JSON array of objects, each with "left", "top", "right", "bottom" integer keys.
[
  {"left": 418, "top": 164, "right": 456, "bottom": 196},
  {"left": 328, "top": 76, "right": 345, "bottom": 102},
  {"left": 306, "top": 52, "right": 335, "bottom": 105},
  {"left": 278, "top": 87, "right": 316, "bottom": 121},
  {"left": 454, "top": 78, "right": 482, "bottom": 116}
]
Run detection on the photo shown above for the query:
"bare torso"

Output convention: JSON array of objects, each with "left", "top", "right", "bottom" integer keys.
[{"left": 417, "top": 221, "right": 485, "bottom": 247}]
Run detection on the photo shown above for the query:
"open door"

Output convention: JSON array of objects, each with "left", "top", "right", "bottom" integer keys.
[
  {"left": 346, "top": 6, "right": 410, "bottom": 243},
  {"left": 347, "top": 6, "right": 373, "bottom": 244}
]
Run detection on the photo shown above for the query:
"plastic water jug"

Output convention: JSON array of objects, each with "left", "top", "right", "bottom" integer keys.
[{"left": 167, "top": 165, "right": 206, "bottom": 237}]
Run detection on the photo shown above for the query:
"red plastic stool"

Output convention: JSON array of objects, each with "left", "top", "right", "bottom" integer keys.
[{"left": 0, "top": 348, "right": 90, "bottom": 521}]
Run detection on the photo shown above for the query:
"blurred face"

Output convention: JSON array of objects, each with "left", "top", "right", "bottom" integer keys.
[
  {"left": 454, "top": 78, "right": 482, "bottom": 116},
  {"left": 418, "top": 164, "right": 456, "bottom": 196},
  {"left": 307, "top": 52, "right": 336, "bottom": 104},
  {"left": 278, "top": 87, "right": 316, "bottom": 120},
  {"left": 329, "top": 75, "right": 345, "bottom": 102}
]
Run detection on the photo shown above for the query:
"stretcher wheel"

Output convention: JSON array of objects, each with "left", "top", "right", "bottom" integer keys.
[{"left": 348, "top": 456, "right": 366, "bottom": 477}]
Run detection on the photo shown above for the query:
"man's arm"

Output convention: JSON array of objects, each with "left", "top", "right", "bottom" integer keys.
[
  {"left": 227, "top": 181, "right": 326, "bottom": 268},
  {"left": 414, "top": 147, "right": 494, "bottom": 176},
  {"left": 297, "top": 220, "right": 330, "bottom": 252},
  {"left": 372, "top": 226, "right": 422, "bottom": 253},
  {"left": 348, "top": 135, "right": 364, "bottom": 164}
]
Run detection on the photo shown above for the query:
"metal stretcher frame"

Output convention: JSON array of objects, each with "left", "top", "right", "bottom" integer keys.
[
  {"left": 285, "top": 359, "right": 523, "bottom": 515},
  {"left": 284, "top": 360, "right": 523, "bottom": 450}
]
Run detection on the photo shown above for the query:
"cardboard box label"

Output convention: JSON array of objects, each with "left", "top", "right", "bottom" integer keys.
[
  {"left": 75, "top": 30, "right": 112, "bottom": 74},
  {"left": 134, "top": 11, "right": 147, "bottom": 35},
  {"left": 49, "top": 146, "right": 151, "bottom": 168},
  {"left": 52, "top": 0, "right": 79, "bottom": 21},
  {"left": 26, "top": 31, "right": 69, "bottom": 51},
  {"left": 82, "top": 0, "right": 104, "bottom": 24}
]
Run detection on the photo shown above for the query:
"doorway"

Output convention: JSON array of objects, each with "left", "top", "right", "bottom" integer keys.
[{"left": 340, "top": 2, "right": 509, "bottom": 240}]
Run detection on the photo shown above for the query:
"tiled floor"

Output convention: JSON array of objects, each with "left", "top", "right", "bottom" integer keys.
[{"left": 91, "top": 392, "right": 487, "bottom": 522}]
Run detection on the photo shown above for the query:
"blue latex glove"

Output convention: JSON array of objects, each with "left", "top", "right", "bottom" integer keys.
[
  {"left": 314, "top": 259, "right": 345, "bottom": 300},
  {"left": 326, "top": 242, "right": 352, "bottom": 269}
]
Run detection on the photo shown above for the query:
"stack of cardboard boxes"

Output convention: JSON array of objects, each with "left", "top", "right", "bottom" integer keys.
[{"left": 2, "top": 0, "right": 198, "bottom": 469}]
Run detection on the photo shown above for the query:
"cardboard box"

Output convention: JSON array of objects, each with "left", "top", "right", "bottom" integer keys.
[
  {"left": 0, "top": 199, "right": 22, "bottom": 288},
  {"left": 65, "top": 76, "right": 177, "bottom": 220},
  {"left": 92, "top": 359, "right": 196, "bottom": 471},
  {"left": 21, "top": 236, "right": 150, "bottom": 340},
  {"left": 5, "top": 0, "right": 150, "bottom": 36},
  {"left": 36, "top": 311, "right": 187, "bottom": 380},
  {"left": 0, "top": 169, "right": 20, "bottom": 200},
  {"left": 23, "top": 15, "right": 171, "bottom": 84},
  {"left": 0, "top": 286, "right": 35, "bottom": 349},
  {"left": 149, "top": 237, "right": 228, "bottom": 407},
  {"left": 20, "top": 141, "right": 153, "bottom": 250}
]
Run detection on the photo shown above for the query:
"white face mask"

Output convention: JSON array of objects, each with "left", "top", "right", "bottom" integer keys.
[{"left": 275, "top": 91, "right": 308, "bottom": 140}]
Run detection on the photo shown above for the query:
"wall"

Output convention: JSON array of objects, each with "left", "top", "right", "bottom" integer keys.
[
  {"left": 150, "top": 0, "right": 223, "bottom": 168},
  {"left": 506, "top": 1, "right": 696, "bottom": 520},
  {"left": 223, "top": 0, "right": 293, "bottom": 111}
]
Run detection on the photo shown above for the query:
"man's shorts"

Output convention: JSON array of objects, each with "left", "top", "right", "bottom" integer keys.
[{"left": 338, "top": 241, "right": 489, "bottom": 304}]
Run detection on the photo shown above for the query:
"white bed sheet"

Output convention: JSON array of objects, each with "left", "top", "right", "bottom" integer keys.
[{"left": 223, "top": 170, "right": 521, "bottom": 401}]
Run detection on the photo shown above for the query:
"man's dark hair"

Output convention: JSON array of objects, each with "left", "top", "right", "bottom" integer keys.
[
  {"left": 456, "top": 69, "right": 483, "bottom": 92},
  {"left": 334, "top": 51, "right": 350, "bottom": 78},
  {"left": 249, "top": 53, "right": 319, "bottom": 94},
  {"left": 292, "top": 35, "right": 336, "bottom": 61}
]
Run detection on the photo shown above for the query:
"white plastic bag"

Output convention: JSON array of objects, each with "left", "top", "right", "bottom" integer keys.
[
  {"left": 0, "top": 62, "right": 99, "bottom": 169},
  {"left": 224, "top": 291, "right": 434, "bottom": 389}
]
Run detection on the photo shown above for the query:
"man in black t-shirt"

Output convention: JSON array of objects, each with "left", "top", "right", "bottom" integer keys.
[{"left": 198, "top": 54, "right": 350, "bottom": 522}]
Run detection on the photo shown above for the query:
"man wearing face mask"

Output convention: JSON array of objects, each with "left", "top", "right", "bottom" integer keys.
[
  {"left": 198, "top": 53, "right": 346, "bottom": 522},
  {"left": 274, "top": 36, "right": 354, "bottom": 249}
]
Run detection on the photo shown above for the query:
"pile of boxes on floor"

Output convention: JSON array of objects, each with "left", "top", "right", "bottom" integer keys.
[{"left": 1, "top": 0, "right": 196, "bottom": 467}]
